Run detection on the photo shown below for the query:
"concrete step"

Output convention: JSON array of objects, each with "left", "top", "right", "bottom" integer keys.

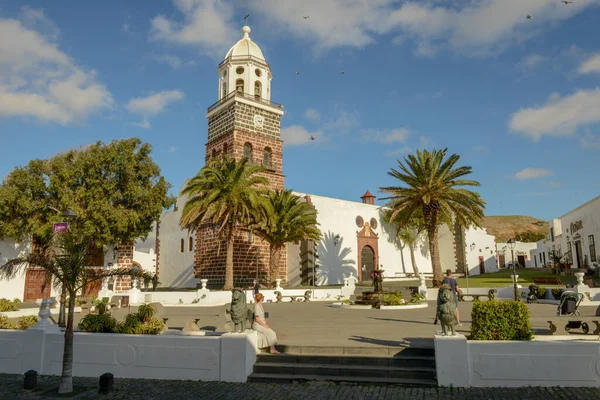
[
  {"left": 274, "top": 345, "right": 434, "bottom": 357},
  {"left": 247, "top": 373, "right": 437, "bottom": 386},
  {"left": 253, "top": 362, "right": 435, "bottom": 380},
  {"left": 257, "top": 354, "right": 435, "bottom": 369}
]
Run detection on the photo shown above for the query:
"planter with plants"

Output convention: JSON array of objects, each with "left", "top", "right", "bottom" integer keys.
[
  {"left": 0, "top": 298, "right": 21, "bottom": 313},
  {"left": 0, "top": 314, "right": 39, "bottom": 330},
  {"left": 78, "top": 302, "right": 165, "bottom": 335}
]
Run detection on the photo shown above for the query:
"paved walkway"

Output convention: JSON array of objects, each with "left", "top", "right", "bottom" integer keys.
[{"left": 3, "top": 374, "right": 599, "bottom": 399}]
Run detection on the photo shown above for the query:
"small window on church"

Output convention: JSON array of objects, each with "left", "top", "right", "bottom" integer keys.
[
  {"left": 236, "top": 79, "right": 244, "bottom": 94},
  {"left": 236, "top": 66, "right": 244, "bottom": 74},
  {"left": 189, "top": 237, "right": 194, "bottom": 252},
  {"left": 255, "top": 68, "right": 262, "bottom": 77},
  {"left": 222, "top": 82, "right": 227, "bottom": 98},
  {"left": 212, "top": 149, "right": 217, "bottom": 159},
  {"left": 263, "top": 147, "right": 272, "bottom": 168},
  {"left": 180, "top": 239, "right": 184, "bottom": 253},
  {"left": 254, "top": 81, "right": 262, "bottom": 99},
  {"left": 243, "top": 143, "right": 253, "bottom": 161}
]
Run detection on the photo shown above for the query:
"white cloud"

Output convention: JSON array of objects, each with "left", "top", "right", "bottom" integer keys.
[
  {"left": 546, "top": 181, "right": 561, "bottom": 189},
  {"left": 385, "top": 146, "right": 412, "bottom": 157},
  {"left": 324, "top": 109, "right": 359, "bottom": 132},
  {"left": 519, "top": 53, "right": 546, "bottom": 70},
  {"left": 150, "top": 0, "right": 237, "bottom": 57},
  {"left": 0, "top": 11, "right": 113, "bottom": 125},
  {"left": 249, "top": 0, "right": 597, "bottom": 56},
  {"left": 472, "top": 145, "right": 490, "bottom": 155},
  {"left": 509, "top": 88, "right": 600, "bottom": 141},
  {"left": 363, "top": 128, "right": 411, "bottom": 144},
  {"left": 122, "top": 23, "right": 130, "bottom": 33},
  {"left": 304, "top": 107, "right": 320, "bottom": 122},
  {"left": 155, "top": 54, "right": 183, "bottom": 69},
  {"left": 579, "top": 52, "right": 600, "bottom": 75},
  {"left": 281, "top": 125, "right": 321, "bottom": 146},
  {"left": 419, "top": 136, "right": 435, "bottom": 148},
  {"left": 126, "top": 90, "right": 185, "bottom": 116},
  {"left": 515, "top": 168, "right": 552, "bottom": 180},
  {"left": 580, "top": 129, "right": 600, "bottom": 149},
  {"left": 168, "top": 146, "right": 177, "bottom": 153},
  {"left": 132, "top": 119, "right": 151, "bottom": 129}
]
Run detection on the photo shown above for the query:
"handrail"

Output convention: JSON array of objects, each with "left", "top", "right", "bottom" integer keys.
[{"left": 207, "top": 90, "right": 283, "bottom": 113}]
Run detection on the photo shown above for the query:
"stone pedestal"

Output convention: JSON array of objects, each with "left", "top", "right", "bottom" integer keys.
[
  {"left": 418, "top": 275, "right": 428, "bottom": 297},
  {"left": 573, "top": 272, "right": 591, "bottom": 302},
  {"left": 275, "top": 279, "right": 283, "bottom": 292},
  {"left": 29, "top": 298, "right": 59, "bottom": 333},
  {"left": 197, "top": 279, "right": 211, "bottom": 301}
]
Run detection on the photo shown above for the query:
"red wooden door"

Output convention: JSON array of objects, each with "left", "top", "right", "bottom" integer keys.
[{"left": 23, "top": 268, "right": 51, "bottom": 301}]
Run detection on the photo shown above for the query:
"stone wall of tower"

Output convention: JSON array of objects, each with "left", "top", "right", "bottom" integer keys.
[{"left": 196, "top": 100, "right": 287, "bottom": 288}]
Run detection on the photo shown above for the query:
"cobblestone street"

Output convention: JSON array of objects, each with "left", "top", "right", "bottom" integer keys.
[{"left": 3, "top": 374, "right": 599, "bottom": 400}]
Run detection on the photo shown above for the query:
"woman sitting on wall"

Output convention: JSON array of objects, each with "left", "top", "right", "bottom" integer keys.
[{"left": 253, "top": 293, "right": 280, "bottom": 354}]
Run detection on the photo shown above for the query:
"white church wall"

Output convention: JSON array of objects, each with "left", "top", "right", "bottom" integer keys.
[
  {"left": 0, "top": 240, "right": 28, "bottom": 301},
  {"left": 464, "top": 227, "right": 498, "bottom": 275},
  {"left": 496, "top": 242, "right": 538, "bottom": 269},
  {"left": 294, "top": 193, "right": 433, "bottom": 285},
  {"left": 156, "top": 193, "right": 197, "bottom": 289}
]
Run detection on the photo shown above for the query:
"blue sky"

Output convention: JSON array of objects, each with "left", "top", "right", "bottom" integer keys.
[{"left": 1, "top": 1, "right": 600, "bottom": 221}]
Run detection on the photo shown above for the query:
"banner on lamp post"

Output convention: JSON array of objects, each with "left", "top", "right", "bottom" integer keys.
[{"left": 53, "top": 222, "right": 68, "bottom": 232}]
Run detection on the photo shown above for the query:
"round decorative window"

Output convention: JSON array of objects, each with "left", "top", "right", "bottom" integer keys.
[
  {"left": 370, "top": 218, "right": 378, "bottom": 229},
  {"left": 255, "top": 68, "right": 262, "bottom": 77},
  {"left": 236, "top": 66, "right": 244, "bottom": 75},
  {"left": 355, "top": 216, "right": 364, "bottom": 228}
]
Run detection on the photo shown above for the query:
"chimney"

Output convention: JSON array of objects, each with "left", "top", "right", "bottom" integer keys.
[{"left": 361, "top": 190, "right": 375, "bottom": 205}]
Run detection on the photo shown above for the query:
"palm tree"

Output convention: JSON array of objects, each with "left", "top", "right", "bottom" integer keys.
[
  {"left": 380, "top": 148, "right": 485, "bottom": 286},
  {"left": 251, "top": 190, "right": 321, "bottom": 285},
  {"left": 384, "top": 210, "right": 425, "bottom": 278},
  {"left": 180, "top": 155, "right": 268, "bottom": 290},
  {"left": 0, "top": 233, "right": 150, "bottom": 394}
]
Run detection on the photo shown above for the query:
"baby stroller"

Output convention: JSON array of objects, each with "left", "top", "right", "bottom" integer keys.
[
  {"left": 557, "top": 291, "right": 583, "bottom": 317},
  {"left": 526, "top": 284, "right": 540, "bottom": 304}
]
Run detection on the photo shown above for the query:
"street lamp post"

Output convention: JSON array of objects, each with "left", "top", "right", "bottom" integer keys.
[
  {"left": 252, "top": 246, "right": 260, "bottom": 281},
  {"left": 507, "top": 238, "right": 518, "bottom": 301}
]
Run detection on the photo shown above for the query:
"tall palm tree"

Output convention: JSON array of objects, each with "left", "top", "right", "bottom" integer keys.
[
  {"left": 0, "top": 233, "right": 150, "bottom": 394},
  {"left": 252, "top": 190, "right": 321, "bottom": 285},
  {"left": 180, "top": 156, "right": 268, "bottom": 290},
  {"left": 384, "top": 209, "right": 425, "bottom": 279},
  {"left": 380, "top": 148, "right": 485, "bottom": 286}
]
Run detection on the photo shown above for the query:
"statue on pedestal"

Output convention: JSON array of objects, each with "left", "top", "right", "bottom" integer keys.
[{"left": 437, "top": 284, "right": 457, "bottom": 336}]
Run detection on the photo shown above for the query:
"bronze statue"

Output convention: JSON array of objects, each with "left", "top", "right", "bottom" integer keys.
[
  {"left": 230, "top": 288, "right": 248, "bottom": 333},
  {"left": 437, "top": 284, "right": 457, "bottom": 336},
  {"left": 372, "top": 269, "right": 384, "bottom": 293}
]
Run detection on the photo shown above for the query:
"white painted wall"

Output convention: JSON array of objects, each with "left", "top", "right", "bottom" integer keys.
[
  {"left": 0, "top": 240, "right": 28, "bottom": 301},
  {"left": 293, "top": 192, "right": 434, "bottom": 285},
  {"left": 0, "top": 326, "right": 257, "bottom": 382},
  {"left": 464, "top": 227, "right": 498, "bottom": 275},
  {"left": 496, "top": 241, "right": 537, "bottom": 269},
  {"left": 155, "top": 192, "right": 197, "bottom": 288},
  {"left": 530, "top": 239, "right": 550, "bottom": 268},
  {"left": 436, "top": 334, "right": 600, "bottom": 387},
  {"left": 544, "top": 195, "right": 600, "bottom": 268}
]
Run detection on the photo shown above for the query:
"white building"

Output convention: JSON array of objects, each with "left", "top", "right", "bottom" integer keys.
[
  {"left": 539, "top": 195, "right": 600, "bottom": 269},
  {"left": 495, "top": 241, "right": 537, "bottom": 269}
]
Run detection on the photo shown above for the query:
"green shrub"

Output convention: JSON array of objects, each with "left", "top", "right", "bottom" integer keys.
[
  {"left": 409, "top": 293, "right": 426, "bottom": 304},
  {"left": 115, "top": 304, "right": 164, "bottom": 335},
  {"left": 471, "top": 300, "right": 532, "bottom": 341},
  {"left": 0, "top": 298, "right": 21, "bottom": 312},
  {"left": 537, "top": 288, "right": 547, "bottom": 299},
  {"left": 17, "top": 315, "right": 38, "bottom": 330},
  {"left": 383, "top": 291, "right": 404, "bottom": 305},
  {"left": 0, "top": 315, "right": 16, "bottom": 329},
  {"left": 78, "top": 313, "right": 118, "bottom": 333},
  {"left": 551, "top": 289, "right": 563, "bottom": 299}
]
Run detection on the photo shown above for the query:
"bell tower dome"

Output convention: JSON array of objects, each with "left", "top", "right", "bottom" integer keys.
[{"left": 218, "top": 25, "right": 272, "bottom": 102}]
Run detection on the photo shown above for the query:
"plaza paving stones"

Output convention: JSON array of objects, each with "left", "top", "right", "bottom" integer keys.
[{"left": 2, "top": 374, "right": 599, "bottom": 400}]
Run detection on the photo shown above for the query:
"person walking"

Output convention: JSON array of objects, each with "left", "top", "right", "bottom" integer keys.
[
  {"left": 434, "top": 269, "right": 462, "bottom": 326},
  {"left": 252, "top": 279, "right": 260, "bottom": 296}
]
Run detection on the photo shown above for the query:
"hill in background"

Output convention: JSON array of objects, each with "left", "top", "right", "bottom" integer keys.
[{"left": 481, "top": 216, "right": 548, "bottom": 243}]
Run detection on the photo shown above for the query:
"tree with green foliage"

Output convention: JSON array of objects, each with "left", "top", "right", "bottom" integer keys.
[
  {"left": 0, "top": 233, "right": 151, "bottom": 394},
  {"left": 180, "top": 156, "right": 268, "bottom": 290},
  {"left": 0, "top": 138, "right": 172, "bottom": 247},
  {"left": 380, "top": 148, "right": 486, "bottom": 286},
  {"left": 384, "top": 209, "right": 427, "bottom": 279},
  {"left": 515, "top": 230, "right": 545, "bottom": 243},
  {"left": 251, "top": 189, "right": 321, "bottom": 285}
]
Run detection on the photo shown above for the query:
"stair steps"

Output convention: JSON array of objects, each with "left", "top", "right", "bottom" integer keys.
[{"left": 247, "top": 346, "right": 437, "bottom": 386}]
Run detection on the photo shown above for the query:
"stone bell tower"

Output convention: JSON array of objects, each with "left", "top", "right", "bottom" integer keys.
[{"left": 194, "top": 24, "right": 286, "bottom": 288}]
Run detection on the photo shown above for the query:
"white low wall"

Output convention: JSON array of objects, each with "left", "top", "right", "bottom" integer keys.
[
  {"left": 0, "top": 323, "right": 257, "bottom": 382},
  {"left": 435, "top": 334, "right": 600, "bottom": 387},
  {"left": 114, "top": 287, "right": 343, "bottom": 306}
]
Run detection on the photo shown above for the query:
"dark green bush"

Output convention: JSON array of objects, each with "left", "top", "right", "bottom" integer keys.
[
  {"left": 551, "top": 289, "right": 563, "bottom": 299},
  {"left": 78, "top": 313, "right": 118, "bottom": 333},
  {"left": 537, "top": 288, "right": 547, "bottom": 299},
  {"left": 382, "top": 291, "right": 404, "bottom": 305},
  {"left": 0, "top": 315, "right": 15, "bottom": 329},
  {"left": 471, "top": 300, "right": 532, "bottom": 341},
  {"left": 17, "top": 315, "right": 38, "bottom": 330}
]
